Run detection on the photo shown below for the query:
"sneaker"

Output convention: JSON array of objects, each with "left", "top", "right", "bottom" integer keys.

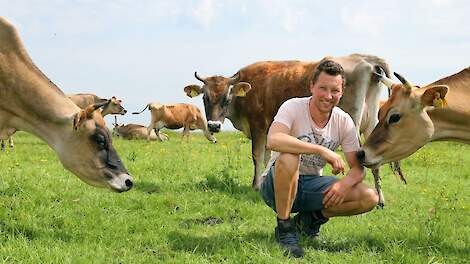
[
  {"left": 294, "top": 212, "right": 328, "bottom": 238},
  {"left": 275, "top": 218, "right": 305, "bottom": 258}
]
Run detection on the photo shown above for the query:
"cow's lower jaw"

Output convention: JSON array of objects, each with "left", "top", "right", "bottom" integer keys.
[
  {"left": 107, "top": 173, "right": 134, "bottom": 192},
  {"left": 208, "top": 121, "right": 223, "bottom": 133},
  {"left": 357, "top": 149, "right": 383, "bottom": 168}
]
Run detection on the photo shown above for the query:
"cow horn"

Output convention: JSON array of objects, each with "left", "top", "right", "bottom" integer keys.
[
  {"left": 394, "top": 72, "right": 413, "bottom": 92},
  {"left": 194, "top": 72, "right": 205, "bottom": 83},
  {"left": 373, "top": 67, "right": 394, "bottom": 88},
  {"left": 230, "top": 71, "right": 240, "bottom": 84}
]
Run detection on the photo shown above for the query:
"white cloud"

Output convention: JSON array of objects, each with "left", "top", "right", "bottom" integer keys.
[
  {"left": 340, "top": 5, "right": 388, "bottom": 37},
  {"left": 192, "top": 0, "right": 218, "bottom": 28}
]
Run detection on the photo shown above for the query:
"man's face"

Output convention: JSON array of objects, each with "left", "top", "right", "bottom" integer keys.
[{"left": 309, "top": 72, "right": 343, "bottom": 114}]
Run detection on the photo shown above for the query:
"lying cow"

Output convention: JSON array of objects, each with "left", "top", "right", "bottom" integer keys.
[
  {"left": 0, "top": 17, "right": 133, "bottom": 192},
  {"left": 132, "top": 103, "right": 216, "bottom": 143},
  {"left": 357, "top": 67, "right": 470, "bottom": 188},
  {"left": 184, "top": 54, "right": 390, "bottom": 190},
  {"left": 112, "top": 123, "right": 166, "bottom": 141}
]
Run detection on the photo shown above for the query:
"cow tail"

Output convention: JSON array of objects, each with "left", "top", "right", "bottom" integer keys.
[{"left": 132, "top": 104, "right": 149, "bottom": 115}]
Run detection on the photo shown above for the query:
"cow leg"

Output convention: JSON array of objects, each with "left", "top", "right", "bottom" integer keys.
[
  {"left": 1, "top": 140, "right": 5, "bottom": 151},
  {"left": 8, "top": 136, "right": 13, "bottom": 149},
  {"left": 147, "top": 124, "right": 155, "bottom": 141},
  {"left": 182, "top": 126, "right": 190, "bottom": 142},
  {"left": 372, "top": 168, "right": 385, "bottom": 208},
  {"left": 390, "top": 161, "right": 407, "bottom": 184},
  {"left": 155, "top": 128, "right": 166, "bottom": 141},
  {"left": 251, "top": 131, "right": 268, "bottom": 191}
]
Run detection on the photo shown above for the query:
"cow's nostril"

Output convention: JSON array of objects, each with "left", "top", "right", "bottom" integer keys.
[
  {"left": 125, "top": 179, "right": 133, "bottom": 188},
  {"left": 356, "top": 150, "right": 365, "bottom": 163}
]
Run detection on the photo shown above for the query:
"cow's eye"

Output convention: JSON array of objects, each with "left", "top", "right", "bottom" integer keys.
[
  {"left": 93, "top": 134, "right": 107, "bottom": 149},
  {"left": 388, "top": 113, "right": 401, "bottom": 124}
]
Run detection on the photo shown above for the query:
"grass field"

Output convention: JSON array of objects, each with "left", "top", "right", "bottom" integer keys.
[{"left": 0, "top": 131, "right": 469, "bottom": 263}]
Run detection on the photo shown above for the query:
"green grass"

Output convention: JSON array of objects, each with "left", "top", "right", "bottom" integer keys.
[{"left": 0, "top": 131, "right": 469, "bottom": 263}]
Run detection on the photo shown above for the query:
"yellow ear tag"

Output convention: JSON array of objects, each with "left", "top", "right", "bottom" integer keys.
[
  {"left": 237, "top": 89, "right": 246, "bottom": 97},
  {"left": 432, "top": 92, "right": 447, "bottom": 107},
  {"left": 190, "top": 89, "right": 198, "bottom": 97}
]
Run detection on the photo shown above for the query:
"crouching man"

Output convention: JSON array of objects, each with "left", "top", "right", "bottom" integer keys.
[{"left": 260, "top": 60, "right": 379, "bottom": 258}]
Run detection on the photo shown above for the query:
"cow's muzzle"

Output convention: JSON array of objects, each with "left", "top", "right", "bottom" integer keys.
[
  {"left": 356, "top": 150, "right": 366, "bottom": 164},
  {"left": 208, "top": 121, "right": 222, "bottom": 133}
]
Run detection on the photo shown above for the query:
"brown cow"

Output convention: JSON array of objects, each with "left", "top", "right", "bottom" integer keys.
[
  {"left": 132, "top": 103, "right": 216, "bottom": 143},
  {"left": 0, "top": 127, "right": 15, "bottom": 150},
  {"left": 2, "top": 95, "right": 127, "bottom": 150},
  {"left": 358, "top": 67, "right": 470, "bottom": 170},
  {"left": 184, "top": 54, "right": 390, "bottom": 190},
  {"left": 68, "top": 94, "right": 127, "bottom": 116},
  {"left": 112, "top": 123, "right": 165, "bottom": 141},
  {"left": 0, "top": 17, "right": 133, "bottom": 192}
]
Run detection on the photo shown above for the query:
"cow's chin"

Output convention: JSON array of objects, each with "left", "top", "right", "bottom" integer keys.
[
  {"left": 106, "top": 172, "right": 134, "bottom": 193},
  {"left": 362, "top": 154, "right": 383, "bottom": 168},
  {"left": 71, "top": 169, "right": 133, "bottom": 193}
]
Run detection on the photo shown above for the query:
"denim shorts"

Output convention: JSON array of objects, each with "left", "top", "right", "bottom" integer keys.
[{"left": 260, "top": 164, "right": 338, "bottom": 213}]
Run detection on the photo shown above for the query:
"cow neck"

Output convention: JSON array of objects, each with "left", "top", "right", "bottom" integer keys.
[
  {"left": 0, "top": 55, "right": 80, "bottom": 148},
  {"left": 308, "top": 97, "right": 332, "bottom": 129}
]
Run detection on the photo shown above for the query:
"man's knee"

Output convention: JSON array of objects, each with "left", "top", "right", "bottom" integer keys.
[
  {"left": 361, "top": 188, "right": 379, "bottom": 212},
  {"left": 276, "top": 153, "right": 300, "bottom": 174}
]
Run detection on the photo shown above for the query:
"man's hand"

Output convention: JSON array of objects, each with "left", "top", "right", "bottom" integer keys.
[
  {"left": 321, "top": 148, "right": 345, "bottom": 175},
  {"left": 323, "top": 181, "right": 350, "bottom": 208}
]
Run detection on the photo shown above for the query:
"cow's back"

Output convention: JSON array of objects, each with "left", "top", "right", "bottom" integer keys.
[
  {"left": 150, "top": 103, "right": 199, "bottom": 129},
  {"left": 68, "top": 93, "right": 105, "bottom": 109},
  {"left": 233, "top": 61, "right": 316, "bottom": 134}
]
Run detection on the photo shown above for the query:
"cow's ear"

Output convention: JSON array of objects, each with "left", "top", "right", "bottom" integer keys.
[
  {"left": 420, "top": 85, "right": 449, "bottom": 108},
  {"left": 231, "top": 82, "right": 251, "bottom": 97},
  {"left": 184, "top": 85, "right": 203, "bottom": 98},
  {"left": 73, "top": 110, "right": 87, "bottom": 131}
]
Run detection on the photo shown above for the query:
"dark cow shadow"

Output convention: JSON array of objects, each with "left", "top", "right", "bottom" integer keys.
[{"left": 134, "top": 181, "right": 161, "bottom": 194}]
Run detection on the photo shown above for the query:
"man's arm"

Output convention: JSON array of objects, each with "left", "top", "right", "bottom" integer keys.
[
  {"left": 323, "top": 151, "right": 365, "bottom": 208},
  {"left": 267, "top": 122, "right": 346, "bottom": 174}
]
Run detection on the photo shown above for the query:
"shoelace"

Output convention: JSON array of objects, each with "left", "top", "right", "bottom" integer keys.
[{"left": 279, "top": 229, "right": 299, "bottom": 245}]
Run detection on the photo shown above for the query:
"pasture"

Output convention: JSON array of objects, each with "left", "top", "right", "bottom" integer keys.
[{"left": 0, "top": 132, "right": 468, "bottom": 263}]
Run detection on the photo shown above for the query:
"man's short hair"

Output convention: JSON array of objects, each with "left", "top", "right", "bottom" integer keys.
[{"left": 312, "top": 59, "right": 346, "bottom": 89}]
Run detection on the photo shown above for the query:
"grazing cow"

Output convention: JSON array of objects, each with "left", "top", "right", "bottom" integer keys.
[
  {"left": 132, "top": 103, "right": 216, "bottom": 143},
  {"left": 2, "top": 95, "right": 127, "bottom": 150},
  {"left": 357, "top": 67, "right": 470, "bottom": 171},
  {"left": 184, "top": 54, "right": 390, "bottom": 190},
  {"left": 0, "top": 127, "right": 15, "bottom": 150},
  {"left": 112, "top": 123, "right": 165, "bottom": 141},
  {"left": 0, "top": 17, "right": 133, "bottom": 192},
  {"left": 68, "top": 94, "right": 127, "bottom": 116}
]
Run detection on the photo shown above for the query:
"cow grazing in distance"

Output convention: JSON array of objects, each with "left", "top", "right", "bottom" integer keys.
[
  {"left": 132, "top": 103, "right": 216, "bottom": 143},
  {"left": 184, "top": 54, "right": 390, "bottom": 190},
  {"left": 0, "top": 17, "right": 133, "bottom": 192},
  {"left": 0, "top": 127, "right": 15, "bottom": 150},
  {"left": 358, "top": 67, "right": 470, "bottom": 173},
  {"left": 68, "top": 94, "right": 127, "bottom": 116},
  {"left": 112, "top": 123, "right": 166, "bottom": 141},
  {"left": 2, "top": 95, "right": 127, "bottom": 150}
]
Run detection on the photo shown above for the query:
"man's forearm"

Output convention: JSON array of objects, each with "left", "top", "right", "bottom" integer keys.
[
  {"left": 340, "top": 166, "right": 365, "bottom": 188},
  {"left": 267, "top": 132, "right": 325, "bottom": 155}
]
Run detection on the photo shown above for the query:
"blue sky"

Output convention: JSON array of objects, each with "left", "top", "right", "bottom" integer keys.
[{"left": 2, "top": 0, "right": 469, "bottom": 129}]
